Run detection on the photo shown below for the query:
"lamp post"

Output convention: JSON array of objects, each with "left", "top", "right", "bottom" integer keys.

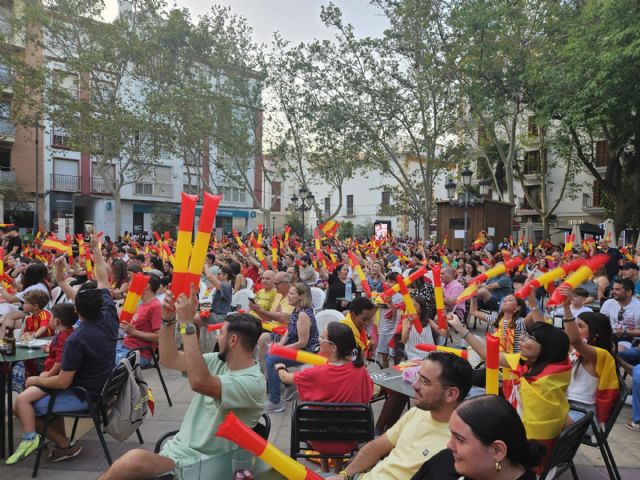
[
  {"left": 445, "top": 166, "right": 490, "bottom": 250},
  {"left": 290, "top": 187, "right": 314, "bottom": 241},
  {"left": 272, "top": 215, "right": 276, "bottom": 234}
]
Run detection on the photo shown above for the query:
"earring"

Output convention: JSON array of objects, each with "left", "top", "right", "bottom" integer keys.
[{"left": 495, "top": 461, "right": 502, "bottom": 472}]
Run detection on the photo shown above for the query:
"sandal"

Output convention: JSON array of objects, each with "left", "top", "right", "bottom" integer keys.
[{"left": 625, "top": 421, "right": 640, "bottom": 432}]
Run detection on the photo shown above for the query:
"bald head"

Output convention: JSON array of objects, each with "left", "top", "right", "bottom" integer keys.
[
  {"left": 261, "top": 270, "right": 275, "bottom": 290},
  {"left": 441, "top": 267, "right": 457, "bottom": 284}
]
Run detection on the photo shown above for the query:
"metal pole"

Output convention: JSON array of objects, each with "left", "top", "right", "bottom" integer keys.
[
  {"left": 34, "top": 124, "right": 39, "bottom": 233},
  {"left": 463, "top": 188, "right": 468, "bottom": 250},
  {"left": 301, "top": 204, "right": 305, "bottom": 242}
]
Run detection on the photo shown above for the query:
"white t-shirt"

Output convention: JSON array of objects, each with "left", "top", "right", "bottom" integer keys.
[
  {"left": 600, "top": 297, "right": 640, "bottom": 331},
  {"left": 551, "top": 305, "right": 593, "bottom": 319},
  {"left": 15, "top": 282, "right": 50, "bottom": 302}
]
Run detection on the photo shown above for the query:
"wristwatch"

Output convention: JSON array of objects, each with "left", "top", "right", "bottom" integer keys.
[{"left": 179, "top": 322, "right": 197, "bottom": 336}]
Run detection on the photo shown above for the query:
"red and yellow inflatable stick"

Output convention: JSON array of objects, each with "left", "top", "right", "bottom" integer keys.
[
  {"left": 271, "top": 236, "right": 278, "bottom": 266},
  {"left": 564, "top": 234, "right": 575, "bottom": 257},
  {"left": 381, "top": 267, "right": 427, "bottom": 298},
  {"left": 216, "top": 411, "right": 323, "bottom": 480},
  {"left": 621, "top": 246, "right": 634, "bottom": 262},
  {"left": 252, "top": 238, "right": 270, "bottom": 270},
  {"left": 547, "top": 254, "right": 609, "bottom": 306},
  {"left": 456, "top": 257, "right": 524, "bottom": 302},
  {"left": 348, "top": 251, "right": 372, "bottom": 297},
  {"left": 284, "top": 226, "right": 291, "bottom": 245},
  {"left": 416, "top": 344, "right": 468, "bottom": 360},
  {"left": 85, "top": 248, "right": 93, "bottom": 280},
  {"left": 207, "top": 323, "right": 224, "bottom": 332},
  {"left": 269, "top": 344, "right": 328, "bottom": 366},
  {"left": 432, "top": 264, "right": 447, "bottom": 330},
  {"left": 0, "top": 246, "right": 4, "bottom": 276},
  {"left": 257, "top": 224, "right": 263, "bottom": 246},
  {"left": 396, "top": 274, "right": 422, "bottom": 333},
  {"left": 261, "top": 322, "right": 287, "bottom": 335},
  {"left": 162, "top": 243, "right": 175, "bottom": 266},
  {"left": 232, "top": 227, "right": 247, "bottom": 255},
  {"left": 172, "top": 192, "right": 221, "bottom": 297},
  {"left": 514, "top": 259, "right": 584, "bottom": 299},
  {"left": 120, "top": 273, "right": 150, "bottom": 323},
  {"left": 485, "top": 334, "right": 500, "bottom": 395}
]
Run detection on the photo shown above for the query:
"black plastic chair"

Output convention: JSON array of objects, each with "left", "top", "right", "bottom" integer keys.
[
  {"left": 128, "top": 346, "right": 173, "bottom": 406},
  {"left": 538, "top": 411, "right": 594, "bottom": 480},
  {"left": 290, "top": 401, "right": 374, "bottom": 463},
  {"left": 32, "top": 361, "right": 144, "bottom": 477},
  {"left": 572, "top": 377, "right": 627, "bottom": 480}
]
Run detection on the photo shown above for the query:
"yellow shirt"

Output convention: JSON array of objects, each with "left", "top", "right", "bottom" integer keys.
[
  {"left": 269, "top": 293, "right": 294, "bottom": 316},
  {"left": 360, "top": 408, "right": 450, "bottom": 480},
  {"left": 254, "top": 288, "right": 276, "bottom": 313}
]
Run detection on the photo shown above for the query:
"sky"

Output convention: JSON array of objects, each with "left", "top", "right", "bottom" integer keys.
[{"left": 103, "top": 0, "right": 389, "bottom": 45}]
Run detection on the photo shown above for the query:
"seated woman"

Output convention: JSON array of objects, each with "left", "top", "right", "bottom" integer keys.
[
  {"left": 321, "top": 263, "right": 357, "bottom": 312},
  {"left": 411, "top": 395, "right": 544, "bottom": 480},
  {"left": 448, "top": 314, "right": 571, "bottom": 473},
  {"left": 264, "top": 282, "right": 319, "bottom": 413},
  {"left": 559, "top": 286, "right": 618, "bottom": 427},
  {"left": 275, "top": 322, "right": 373, "bottom": 473}
]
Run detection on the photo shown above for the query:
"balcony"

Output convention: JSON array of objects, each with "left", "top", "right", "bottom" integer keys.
[
  {"left": 51, "top": 173, "right": 80, "bottom": 192},
  {"left": 515, "top": 201, "right": 538, "bottom": 216},
  {"left": 91, "top": 176, "right": 111, "bottom": 194},
  {"left": 0, "top": 118, "right": 15, "bottom": 141},
  {"left": 134, "top": 182, "right": 173, "bottom": 198},
  {"left": 582, "top": 193, "right": 606, "bottom": 214},
  {"left": 0, "top": 168, "right": 15, "bottom": 184}
]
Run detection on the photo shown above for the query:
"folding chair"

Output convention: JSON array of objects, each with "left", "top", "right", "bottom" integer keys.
[
  {"left": 128, "top": 346, "right": 173, "bottom": 406},
  {"left": 538, "top": 411, "right": 594, "bottom": 480},
  {"left": 32, "top": 360, "right": 144, "bottom": 477},
  {"left": 290, "top": 401, "right": 374, "bottom": 463},
  {"left": 571, "top": 378, "right": 628, "bottom": 480}
]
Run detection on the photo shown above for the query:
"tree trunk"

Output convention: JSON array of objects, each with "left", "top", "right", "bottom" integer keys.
[{"left": 113, "top": 190, "right": 122, "bottom": 237}]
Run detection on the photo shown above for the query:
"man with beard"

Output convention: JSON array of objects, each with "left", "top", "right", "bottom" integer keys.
[
  {"left": 327, "top": 352, "right": 472, "bottom": 480},
  {"left": 101, "top": 288, "right": 265, "bottom": 480}
]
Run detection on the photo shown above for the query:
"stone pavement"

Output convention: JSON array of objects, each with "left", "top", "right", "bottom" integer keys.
[{"left": 2, "top": 357, "right": 640, "bottom": 479}]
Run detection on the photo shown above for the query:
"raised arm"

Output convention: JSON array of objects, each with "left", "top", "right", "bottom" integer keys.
[
  {"left": 447, "top": 313, "right": 510, "bottom": 368},
  {"left": 159, "top": 291, "right": 187, "bottom": 371},
  {"left": 54, "top": 256, "right": 76, "bottom": 302},
  {"left": 90, "top": 235, "right": 109, "bottom": 289}
]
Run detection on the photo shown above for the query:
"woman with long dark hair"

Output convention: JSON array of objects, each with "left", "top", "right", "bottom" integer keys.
[
  {"left": 109, "top": 259, "right": 130, "bottom": 300},
  {"left": 412, "top": 395, "right": 544, "bottom": 480},
  {"left": 321, "top": 263, "right": 357, "bottom": 312},
  {"left": 275, "top": 322, "right": 373, "bottom": 473}
]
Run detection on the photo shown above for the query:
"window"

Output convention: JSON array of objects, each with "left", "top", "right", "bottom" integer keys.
[
  {"left": 525, "top": 186, "right": 541, "bottom": 209},
  {"left": 523, "top": 150, "right": 541, "bottom": 174},
  {"left": 135, "top": 183, "right": 153, "bottom": 195},
  {"left": 222, "top": 186, "right": 246, "bottom": 203},
  {"left": 271, "top": 181, "right": 281, "bottom": 212},
  {"left": 592, "top": 180, "right": 602, "bottom": 207},
  {"left": 52, "top": 126, "right": 71, "bottom": 148},
  {"left": 183, "top": 184, "right": 200, "bottom": 195},
  {"left": 55, "top": 72, "right": 78, "bottom": 99},
  {"left": 346, "top": 195, "right": 354, "bottom": 216},
  {"left": 0, "top": 101, "right": 13, "bottom": 137},
  {"left": 381, "top": 190, "right": 391, "bottom": 206},
  {"left": 324, "top": 197, "right": 331, "bottom": 215},
  {"left": 595, "top": 140, "right": 608, "bottom": 167},
  {"left": 527, "top": 116, "right": 538, "bottom": 137}
]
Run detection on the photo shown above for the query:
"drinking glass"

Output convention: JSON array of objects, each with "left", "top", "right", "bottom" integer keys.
[{"left": 232, "top": 449, "right": 255, "bottom": 479}]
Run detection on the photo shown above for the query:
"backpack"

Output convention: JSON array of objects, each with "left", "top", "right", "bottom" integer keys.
[{"left": 104, "top": 351, "right": 150, "bottom": 441}]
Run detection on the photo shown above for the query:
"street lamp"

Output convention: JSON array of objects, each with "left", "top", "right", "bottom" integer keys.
[
  {"left": 272, "top": 215, "right": 276, "bottom": 234},
  {"left": 446, "top": 166, "right": 489, "bottom": 250},
  {"left": 290, "top": 187, "right": 314, "bottom": 241}
]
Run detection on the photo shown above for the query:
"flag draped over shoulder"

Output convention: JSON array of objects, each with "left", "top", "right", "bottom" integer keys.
[
  {"left": 594, "top": 347, "right": 619, "bottom": 423},
  {"left": 505, "top": 354, "right": 571, "bottom": 441},
  {"left": 319, "top": 220, "right": 339, "bottom": 238}
]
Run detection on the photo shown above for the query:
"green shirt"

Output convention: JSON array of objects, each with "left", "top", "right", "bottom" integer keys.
[{"left": 161, "top": 353, "right": 266, "bottom": 467}]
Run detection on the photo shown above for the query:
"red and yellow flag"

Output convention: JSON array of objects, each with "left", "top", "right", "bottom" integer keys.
[
  {"left": 319, "top": 220, "right": 339, "bottom": 238},
  {"left": 42, "top": 238, "right": 72, "bottom": 256}
]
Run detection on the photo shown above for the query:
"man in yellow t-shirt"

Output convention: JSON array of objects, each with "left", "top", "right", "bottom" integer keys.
[
  {"left": 326, "top": 352, "right": 473, "bottom": 480},
  {"left": 250, "top": 270, "right": 277, "bottom": 316}
]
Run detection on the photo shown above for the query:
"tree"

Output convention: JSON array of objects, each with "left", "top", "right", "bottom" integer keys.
[{"left": 530, "top": 0, "right": 640, "bottom": 233}]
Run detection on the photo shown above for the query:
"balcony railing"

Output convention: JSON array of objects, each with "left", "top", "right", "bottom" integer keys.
[
  {"left": 582, "top": 193, "right": 604, "bottom": 210},
  {"left": 0, "top": 168, "right": 15, "bottom": 184},
  {"left": 91, "top": 176, "right": 111, "bottom": 194},
  {"left": 134, "top": 182, "right": 173, "bottom": 198},
  {"left": 51, "top": 173, "right": 80, "bottom": 192},
  {"left": 0, "top": 118, "right": 15, "bottom": 138}
]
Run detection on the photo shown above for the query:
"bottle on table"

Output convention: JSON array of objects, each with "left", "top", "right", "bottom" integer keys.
[
  {"left": 345, "top": 280, "right": 352, "bottom": 300},
  {"left": 4, "top": 327, "right": 16, "bottom": 356}
]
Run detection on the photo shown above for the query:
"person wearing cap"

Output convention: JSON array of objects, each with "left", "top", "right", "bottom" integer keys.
[{"left": 620, "top": 262, "right": 640, "bottom": 297}]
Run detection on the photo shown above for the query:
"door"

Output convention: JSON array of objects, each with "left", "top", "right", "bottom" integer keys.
[{"left": 133, "top": 212, "right": 144, "bottom": 234}]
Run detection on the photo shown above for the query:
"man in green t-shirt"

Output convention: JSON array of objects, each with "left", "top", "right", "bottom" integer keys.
[{"left": 101, "top": 288, "right": 266, "bottom": 480}]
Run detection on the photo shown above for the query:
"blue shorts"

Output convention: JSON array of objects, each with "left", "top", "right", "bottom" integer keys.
[{"left": 33, "top": 389, "right": 89, "bottom": 416}]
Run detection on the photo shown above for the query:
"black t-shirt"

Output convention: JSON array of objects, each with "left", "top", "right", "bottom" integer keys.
[
  {"left": 411, "top": 449, "right": 536, "bottom": 480},
  {"left": 605, "top": 248, "right": 623, "bottom": 281},
  {"left": 324, "top": 274, "right": 356, "bottom": 312},
  {"left": 61, "top": 289, "right": 119, "bottom": 400},
  {"left": 6, "top": 235, "right": 22, "bottom": 255}
]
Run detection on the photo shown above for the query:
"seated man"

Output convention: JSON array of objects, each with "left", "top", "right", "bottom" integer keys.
[
  {"left": 101, "top": 290, "right": 266, "bottom": 480},
  {"left": 341, "top": 296, "right": 377, "bottom": 357},
  {"left": 476, "top": 272, "right": 513, "bottom": 311},
  {"left": 251, "top": 270, "right": 277, "bottom": 315},
  {"left": 327, "top": 352, "right": 472, "bottom": 480},
  {"left": 23, "top": 238, "right": 118, "bottom": 462},
  {"left": 115, "top": 273, "right": 162, "bottom": 367}
]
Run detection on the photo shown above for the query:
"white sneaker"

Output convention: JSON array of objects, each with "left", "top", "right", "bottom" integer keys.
[
  {"left": 626, "top": 394, "right": 633, "bottom": 407},
  {"left": 264, "top": 400, "right": 285, "bottom": 413}
]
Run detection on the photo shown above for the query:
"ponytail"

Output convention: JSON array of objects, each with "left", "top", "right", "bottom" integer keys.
[{"left": 352, "top": 346, "right": 365, "bottom": 368}]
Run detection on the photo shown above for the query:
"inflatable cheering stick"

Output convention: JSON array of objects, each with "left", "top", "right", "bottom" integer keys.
[
  {"left": 547, "top": 254, "right": 609, "bottom": 306},
  {"left": 432, "top": 264, "right": 447, "bottom": 330},
  {"left": 514, "top": 259, "right": 584, "bottom": 299},
  {"left": 120, "top": 273, "right": 150, "bottom": 323},
  {"left": 416, "top": 344, "right": 468, "bottom": 360},
  {"left": 485, "top": 334, "right": 500, "bottom": 395},
  {"left": 269, "top": 344, "right": 328, "bottom": 366}
]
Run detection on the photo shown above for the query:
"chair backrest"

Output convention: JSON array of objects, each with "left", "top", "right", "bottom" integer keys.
[
  {"left": 305, "top": 270, "right": 320, "bottom": 287},
  {"left": 291, "top": 402, "right": 374, "bottom": 459},
  {"left": 310, "top": 287, "right": 326, "bottom": 310},
  {"left": 253, "top": 413, "right": 271, "bottom": 440},
  {"left": 98, "top": 361, "right": 133, "bottom": 422},
  {"left": 315, "top": 309, "right": 345, "bottom": 334},
  {"left": 231, "top": 289, "right": 254, "bottom": 311},
  {"left": 244, "top": 277, "right": 254, "bottom": 292},
  {"left": 539, "top": 411, "right": 594, "bottom": 480},
  {"left": 47, "top": 286, "right": 62, "bottom": 309}
]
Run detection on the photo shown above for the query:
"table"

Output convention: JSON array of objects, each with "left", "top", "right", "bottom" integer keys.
[
  {"left": 370, "top": 367, "right": 416, "bottom": 398},
  {"left": 0, "top": 346, "right": 49, "bottom": 458}
]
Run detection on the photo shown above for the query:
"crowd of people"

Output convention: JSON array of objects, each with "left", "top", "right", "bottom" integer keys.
[{"left": 0, "top": 224, "right": 638, "bottom": 479}]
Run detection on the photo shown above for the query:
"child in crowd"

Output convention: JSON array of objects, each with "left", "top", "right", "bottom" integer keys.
[
  {"left": 377, "top": 273, "right": 401, "bottom": 368},
  {"left": 21, "top": 290, "right": 54, "bottom": 339},
  {"left": 6, "top": 303, "right": 78, "bottom": 465}
]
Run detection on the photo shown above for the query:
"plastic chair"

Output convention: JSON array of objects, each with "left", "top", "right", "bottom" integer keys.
[
  {"left": 310, "top": 287, "right": 326, "bottom": 311},
  {"left": 290, "top": 401, "right": 374, "bottom": 463},
  {"left": 244, "top": 277, "right": 254, "bottom": 291},
  {"left": 231, "top": 289, "right": 254, "bottom": 311},
  {"left": 539, "top": 411, "right": 594, "bottom": 480},
  {"left": 32, "top": 359, "right": 144, "bottom": 477},
  {"left": 315, "top": 309, "right": 345, "bottom": 335}
]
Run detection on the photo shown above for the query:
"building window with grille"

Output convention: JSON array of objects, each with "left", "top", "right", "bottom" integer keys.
[
  {"left": 381, "top": 190, "right": 391, "bottom": 207},
  {"left": 346, "top": 194, "right": 354, "bottom": 216},
  {"left": 523, "top": 150, "right": 541, "bottom": 174},
  {"left": 595, "top": 140, "right": 608, "bottom": 167},
  {"left": 324, "top": 197, "right": 331, "bottom": 215}
]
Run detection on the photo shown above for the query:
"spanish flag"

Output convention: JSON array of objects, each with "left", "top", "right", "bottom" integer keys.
[
  {"left": 593, "top": 347, "right": 619, "bottom": 423},
  {"left": 42, "top": 238, "right": 72, "bottom": 256},
  {"left": 505, "top": 353, "right": 571, "bottom": 441},
  {"left": 319, "top": 220, "right": 339, "bottom": 238}
]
